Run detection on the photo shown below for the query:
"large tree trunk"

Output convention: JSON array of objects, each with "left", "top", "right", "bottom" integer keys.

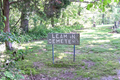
[
  {"left": 20, "top": 1, "right": 30, "bottom": 32},
  {"left": 21, "top": 11, "right": 29, "bottom": 32},
  {"left": 3, "top": 0, "right": 12, "bottom": 50}
]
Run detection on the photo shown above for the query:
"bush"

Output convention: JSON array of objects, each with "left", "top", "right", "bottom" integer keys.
[
  {"left": 72, "top": 22, "right": 84, "bottom": 30},
  {"left": 0, "top": 31, "right": 19, "bottom": 43},
  {"left": 17, "top": 24, "right": 84, "bottom": 43},
  {"left": 29, "top": 25, "right": 51, "bottom": 37}
]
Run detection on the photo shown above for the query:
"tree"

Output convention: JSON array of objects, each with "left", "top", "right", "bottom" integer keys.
[
  {"left": 0, "top": 0, "right": 46, "bottom": 50},
  {"left": 1, "top": 0, "right": 30, "bottom": 50},
  {"left": 44, "top": 0, "right": 70, "bottom": 27},
  {"left": 3, "top": 0, "right": 12, "bottom": 50},
  {"left": 20, "top": 0, "right": 30, "bottom": 32},
  {"left": 0, "top": 0, "right": 119, "bottom": 50}
]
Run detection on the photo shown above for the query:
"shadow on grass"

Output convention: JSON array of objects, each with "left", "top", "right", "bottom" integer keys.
[{"left": 16, "top": 26, "right": 120, "bottom": 79}]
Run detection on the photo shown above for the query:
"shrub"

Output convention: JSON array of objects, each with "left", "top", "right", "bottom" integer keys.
[
  {"left": 0, "top": 30, "right": 19, "bottom": 43},
  {"left": 17, "top": 24, "right": 84, "bottom": 43}
]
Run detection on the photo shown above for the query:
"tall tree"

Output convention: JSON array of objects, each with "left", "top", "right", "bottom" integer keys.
[
  {"left": 3, "top": 0, "right": 12, "bottom": 50},
  {"left": 0, "top": 0, "right": 119, "bottom": 50},
  {"left": 20, "top": 0, "right": 30, "bottom": 32}
]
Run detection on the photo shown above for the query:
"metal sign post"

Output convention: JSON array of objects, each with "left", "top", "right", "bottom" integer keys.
[
  {"left": 73, "top": 45, "right": 75, "bottom": 62},
  {"left": 52, "top": 44, "right": 54, "bottom": 64}
]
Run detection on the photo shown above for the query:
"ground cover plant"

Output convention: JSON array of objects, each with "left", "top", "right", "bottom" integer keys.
[{"left": 6, "top": 25, "right": 120, "bottom": 80}]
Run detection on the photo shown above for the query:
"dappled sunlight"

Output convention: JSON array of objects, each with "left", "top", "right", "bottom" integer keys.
[
  {"left": 15, "top": 45, "right": 26, "bottom": 50},
  {"left": 34, "top": 41, "right": 44, "bottom": 44},
  {"left": 12, "top": 43, "right": 25, "bottom": 50},
  {"left": 0, "top": 55, "right": 7, "bottom": 58},
  {"left": 0, "top": 54, "right": 9, "bottom": 62},
  {"left": 36, "top": 44, "right": 46, "bottom": 48},
  {"left": 83, "top": 22, "right": 92, "bottom": 28},
  {"left": 0, "top": 58, "right": 5, "bottom": 62},
  {"left": 92, "top": 40, "right": 110, "bottom": 43},
  {"left": 21, "top": 41, "right": 46, "bottom": 49},
  {"left": 25, "top": 60, "right": 30, "bottom": 62},
  {"left": 96, "top": 24, "right": 114, "bottom": 27},
  {"left": 111, "top": 34, "right": 120, "bottom": 39},
  {"left": 0, "top": 44, "right": 5, "bottom": 52},
  {"left": 82, "top": 29, "right": 95, "bottom": 33},
  {"left": 93, "top": 36, "right": 103, "bottom": 39},
  {"left": 28, "top": 46, "right": 33, "bottom": 49},
  {"left": 81, "top": 34, "right": 92, "bottom": 37},
  {"left": 22, "top": 43, "right": 34, "bottom": 46},
  {"left": 58, "top": 53, "right": 67, "bottom": 59},
  {"left": 109, "top": 48, "right": 114, "bottom": 50},
  {"left": 88, "top": 44, "right": 96, "bottom": 47}
]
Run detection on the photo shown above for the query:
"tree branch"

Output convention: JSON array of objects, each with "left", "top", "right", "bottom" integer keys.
[
  {"left": 11, "top": 17, "right": 21, "bottom": 30},
  {"left": 13, "top": 17, "right": 21, "bottom": 27}
]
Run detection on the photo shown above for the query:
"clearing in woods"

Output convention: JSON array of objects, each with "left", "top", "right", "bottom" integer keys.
[{"left": 1, "top": 25, "right": 120, "bottom": 80}]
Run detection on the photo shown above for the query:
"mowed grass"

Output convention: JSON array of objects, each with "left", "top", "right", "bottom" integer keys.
[{"left": 17, "top": 25, "right": 120, "bottom": 80}]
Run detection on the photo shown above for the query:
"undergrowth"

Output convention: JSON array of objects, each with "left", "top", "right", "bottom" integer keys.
[{"left": 18, "top": 24, "right": 84, "bottom": 43}]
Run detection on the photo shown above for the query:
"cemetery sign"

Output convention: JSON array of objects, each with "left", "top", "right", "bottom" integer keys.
[
  {"left": 47, "top": 33, "right": 80, "bottom": 64},
  {"left": 48, "top": 33, "right": 80, "bottom": 45}
]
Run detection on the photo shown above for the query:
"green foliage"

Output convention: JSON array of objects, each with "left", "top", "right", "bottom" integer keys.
[
  {"left": 18, "top": 34, "right": 33, "bottom": 43},
  {"left": 114, "top": 0, "right": 119, "bottom": 3},
  {"left": 79, "top": 0, "right": 84, "bottom": 2},
  {"left": 4, "top": 71, "right": 14, "bottom": 80},
  {"left": 0, "top": 70, "right": 24, "bottom": 80},
  {"left": 73, "top": 22, "right": 84, "bottom": 30},
  {"left": 44, "top": 0, "right": 71, "bottom": 18},
  {"left": 30, "top": 25, "right": 50, "bottom": 37},
  {"left": 53, "top": 0, "right": 71, "bottom": 9},
  {"left": 0, "top": 10, "right": 5, "bottom": 30},
  {"left": 61, "top": 0, "right": 71, "bottom": 8},
  {"left": 86, "top": 3, "right": 93, "bottom": 10},
  {"left": 17, "top": 25, "right": 51, "bottom": 43},
  {"left": 17, "top": 24, "right": 84, "bottom": 43},
  {"left": 1, "top": 71, "right": 24, "bottom": 80},
  {"left": 0, "top": 48, "right": 31, "bottom": 80},
  {"left": 0, "top": 31, "right": 19, "bottom": 43}
]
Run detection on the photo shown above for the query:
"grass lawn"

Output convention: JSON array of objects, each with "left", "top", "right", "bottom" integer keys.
[{"left": 13, "top": 26, "right": 120, "bottom": 79}]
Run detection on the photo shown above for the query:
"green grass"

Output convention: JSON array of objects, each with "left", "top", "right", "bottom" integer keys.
[{"left": 16, "top": 25, "right": 120, "bottom": 79}]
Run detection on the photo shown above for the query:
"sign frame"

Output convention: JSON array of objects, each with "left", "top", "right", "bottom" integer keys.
[
  {"left": 47, "top": 33, "right": 80, "bottom": 64},
  {"left": 48, "top": 33, "right": 80, "bottom": 45}
]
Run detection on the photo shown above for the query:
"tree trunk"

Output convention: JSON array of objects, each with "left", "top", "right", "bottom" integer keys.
[
  {"left": 78, "top": 3, "right": 81, "bottom": 16},
  {"left": 3, "top": 0, "right": 12, "bottom": 50},
  {"left": 20, "top": 1, "right": 30, "bottom": 32},
  {"left": 93, "top": 22, "right": 96, "bottom": 27},
  {"left": 21, "top": 12, "right": 29, "bottom": 32},
  {"left": 40, "top": 20, "right": 43, "bottom": 25},
  {"left": 51, "top": 17, "right": 54, "bottom": 27},
  {"left": 102, "top": 14, "right": 104, "bottom": 24},
  {"left": 92, "top": 16, "right": 96, "bottom": 27}
]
